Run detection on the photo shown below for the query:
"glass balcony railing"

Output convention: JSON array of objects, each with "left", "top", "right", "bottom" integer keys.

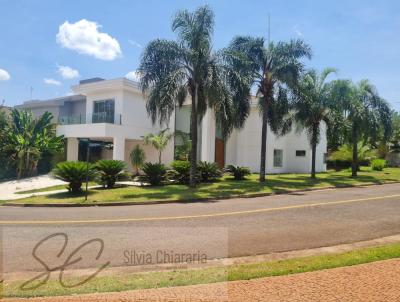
[{"left": 58, "top": 113, "right": 122, "bottom": 125}]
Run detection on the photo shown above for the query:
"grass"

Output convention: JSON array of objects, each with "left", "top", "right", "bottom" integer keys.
[
  {"left": 6, "top": 167, "right": 400, "bottom": 205},
  {"left": 3, "top": 242, "right": 400, "bottom": 298}
]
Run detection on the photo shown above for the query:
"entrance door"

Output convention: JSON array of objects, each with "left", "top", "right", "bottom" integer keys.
[{"left": 215, "top": 138, "right": 225, "bottom": 168}]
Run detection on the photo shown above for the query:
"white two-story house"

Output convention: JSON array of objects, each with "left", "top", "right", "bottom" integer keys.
[{"left": 17, "top": 77, "right": 327, "bottom": 173}]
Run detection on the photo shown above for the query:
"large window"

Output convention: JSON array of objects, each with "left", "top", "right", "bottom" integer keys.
[
  {"left": 93, "top": 99, "right": 115, "bottom": 123},
  {"left": 273, "top": 149, "right": 283, "bottom": 168}
]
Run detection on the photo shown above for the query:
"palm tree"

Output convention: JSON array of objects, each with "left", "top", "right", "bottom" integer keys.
[
  {"left": 5, "top": 109, "right": 64, "bottom": 178},
  {"left": 139, "top": 6, "right": 250, "bottom": 187},
  {"left": 226, "top": 37, "right": 312, "bottom": 182},
  {"left": 143, "top": 129, "right": 173, "bottom": 164},
  {"left": 332, "top": 80, "right": 392, "bottom": 177},
  {"left": 293, "top": 68, "right": 336, "bottom": 178}
]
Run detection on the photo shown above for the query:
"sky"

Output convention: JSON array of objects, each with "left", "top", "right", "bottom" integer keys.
[{"left": 0, "top": 0, "right": 399, "bottom": 110}]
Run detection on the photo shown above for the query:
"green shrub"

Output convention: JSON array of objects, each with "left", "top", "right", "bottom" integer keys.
[
  {"left": 170, "top": 160, "right": 191, "bottom": 184},
  {"left": 130, "top": 145, "right": 146, "bottom": 176},
  {"left": 140, "top": 162, "right": 167, "bottom": 186},
  {"left": 371, "top": 159, "right": 386, "bottom": 171},
  {"left": 52, "top": 161, "right": 97, "bottom": 193},
  {"left": 328, "top": 143, "right": 376, "bottom": 170},
  {"left": 95, "top": 160, "right": 126, "bottom": 189},
  {"left": 225, "top": 165, "right": 251, "bottom": 180},
  {"left": 198, "top": 161, "right": 222, "bottom": 182}
]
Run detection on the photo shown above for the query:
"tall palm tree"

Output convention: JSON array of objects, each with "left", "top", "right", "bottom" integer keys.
[
  {"left": 5, "top": 109, "right": 64, "bottom": 178},
  {"left": 293, "top": 68, "right": 337, "bottom": 178},
  {"left": 226, "top": 37, "right": 312, "bottom": 182},
  {"left": 332, "top": 80, "right": 392, "bottom": 177},
  {"left": 139, "top": 6, "right": 250, "bottom": 187},
  {"left": 143, "top": 129, "right": 173, "bottom": 164}
]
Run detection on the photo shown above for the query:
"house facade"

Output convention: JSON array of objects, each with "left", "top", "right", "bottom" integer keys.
[{"left": 16, "top": 77, "right": 327, "bottom": 173}]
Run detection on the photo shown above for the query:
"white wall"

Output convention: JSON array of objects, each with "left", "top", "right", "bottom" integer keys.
[{"left": 225, "top": 107, "right": 327, "bottom": 174}]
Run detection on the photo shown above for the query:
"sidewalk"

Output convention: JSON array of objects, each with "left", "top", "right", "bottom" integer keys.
[{"left": 5, "top": 259, "right": 400, "bottom": 301}]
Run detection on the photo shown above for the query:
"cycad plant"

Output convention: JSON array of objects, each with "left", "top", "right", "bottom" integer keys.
[
  {"left": 225, "top": 165, "right": 251, "bottom": 180},
  {"left": 53, "top": 161, "right": 96, "bottom": 193},
  {"left": 226, "top": 36, "right": 312, "bottom": 182},
  {"left": 140, "top": 162, "right": 167, "bottom": 186},
  {"left": 95, "top": 160, "right": 126, "bottom": 189},
  {"left": 139, "top": 6, "right": 250, "bottom": 187},
  {"left": 198, "top": 161, "right": 222, "bottom": 182}
]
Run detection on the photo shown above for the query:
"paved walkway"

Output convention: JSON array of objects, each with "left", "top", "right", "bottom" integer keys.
[
  {"left": 5, "top": 259, "right": 400, "bottom": 301},
  {"left": 0, "top": 175, "right": 66, "bottom": 200}
]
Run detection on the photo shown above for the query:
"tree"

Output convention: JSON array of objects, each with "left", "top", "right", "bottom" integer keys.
[
  {"left": 293, "top": 68, "right": 336, "bottom": 178},
  {"left": 130, "top": 145, "right": 146, "bottom": 175},
  {"left": 139, "top": 6, "right": 250, "bottom": 187},
  {"left": 4, "top": 109, "right": 64, "bottom": 179},
  {"left": 143, "top": 129, "right": 172, "bottom": 164},
  {"left": 332, "top": 80, "right": 392, "bottom": 177},
  {"left": 226, "top": 37, "right": 311, "bottom": 182}
]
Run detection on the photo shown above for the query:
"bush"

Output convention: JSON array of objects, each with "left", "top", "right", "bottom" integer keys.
[
  {"left": 170, "top": 160, "right": 191, "bottom": 184},
  {"left": 371, "top": 159, "right": 386, "bottom": 171},
  {"left": 328, "top": 143, "right": 376, "bottom": 170},
  {"left": 52, "top": 161, "right": 97, "bottom": 193},
  {"left": 140, "top": 162, "right": 167, "bottom": 186},
  {"left": 225, "top": 165, "right": 251, "bottom": 180},
  {"left": 198, "top": 161, "right": 222, "bottom": 182},
  {"left": 95, "top": 160, "right": 126, "bottom": 189},
  {"left": 130, "top": 145, "right": 146, "bottom": 176}
]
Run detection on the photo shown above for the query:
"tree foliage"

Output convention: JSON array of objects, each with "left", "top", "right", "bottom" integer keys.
[
  {"left": 139, "top": 5, "right": 251, "bottom": 187},
  {"left": 226, "top": 36, "right": 312, "bottom": 181},
  {"left": 293, "top": 68, "right": 337, "bottom": 178},
  {"left": 3, "top": 109, "right": 64, "bottom": 179}
]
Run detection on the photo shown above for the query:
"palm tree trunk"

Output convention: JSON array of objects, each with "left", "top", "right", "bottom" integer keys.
[
  {"left": 311, "top": 124, "right": 317, "bottom": 179},
  {"left": 259, "top": 96, "right": 268, "bottom": 182},
  {"left": 158, "top": 151, "right": 162, "bottom": 164},
  {"left": 189, "top": 84, "right": 198, "bottom": 187},
  {"left": 351, "top": 124, "right": 358, "bottom": 177}
]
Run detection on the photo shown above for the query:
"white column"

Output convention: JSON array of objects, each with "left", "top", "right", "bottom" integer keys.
[
  {"left": 66, "top": 138, "right": 79, "bottom": 161},
  {"left": 113, "top": 136, "right": 125, "bottom": 161},
  {"left": 200, "top": 109, "right": 216, "bottom": 162}
]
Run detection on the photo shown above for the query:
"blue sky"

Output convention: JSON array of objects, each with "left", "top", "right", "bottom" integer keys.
[{"left": 0, "top": 0, "right": 399, "bottom": 110}]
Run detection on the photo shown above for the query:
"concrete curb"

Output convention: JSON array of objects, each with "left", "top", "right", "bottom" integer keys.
[{"left": 2, "top": 181, "right": 399, "bottom": 208}]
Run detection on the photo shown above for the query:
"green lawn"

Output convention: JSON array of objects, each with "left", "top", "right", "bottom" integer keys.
[
  {"left": 5, "top": 167, "right": 400, "bottom": 205},
  {"left": 3, "top": 242, "right": 400, "bottom": 298}
]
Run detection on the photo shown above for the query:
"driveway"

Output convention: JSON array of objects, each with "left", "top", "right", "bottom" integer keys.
[
  {"left": 0, "top": 175, "right": 66, "bottom": 200},
  {"left": 1, "top": 183, "right": 400, "bottom": 274}
]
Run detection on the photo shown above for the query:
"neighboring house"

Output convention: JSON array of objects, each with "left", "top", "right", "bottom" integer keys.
[{"left": 16, "top": 77, "right": 327, "bottom": 173}]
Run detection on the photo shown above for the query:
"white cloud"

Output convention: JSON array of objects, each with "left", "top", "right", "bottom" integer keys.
[
  {"left": 0, "top": 68, "right": 10, "bottom": 81},
  {"left": 57, "top": 65, "right": 80, "bottom": 79},
  {"left": 56, "top": 19, "right": 122, "bottom": 60},
  {"left": 293, "top": 25, "right": 303, "bottom": 37},
  {"left": 44, "top": 78, "right": 61, "bottom": 86},
  {"left": 125, "top": 71, "right": 141, "bottom": 82},
  {"left": 128, "top": 40, "right": 142, "bottom": 48}
]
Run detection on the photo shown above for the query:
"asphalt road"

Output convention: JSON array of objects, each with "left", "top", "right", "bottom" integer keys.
[{"left": 1, "top": 183, "right": 400, "bottom": 274}]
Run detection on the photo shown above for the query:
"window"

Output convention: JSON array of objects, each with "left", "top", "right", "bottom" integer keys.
[
  {"left": 273, "top": 149, "right": 283, "bottom": 167},
  {"left": 296, "top": 150, "right": 306, "bottom": 157},
  {"left": 93, "top": 99, "right": 115, "bottom": 123}
]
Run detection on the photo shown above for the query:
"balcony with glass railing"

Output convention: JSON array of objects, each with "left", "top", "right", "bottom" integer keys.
[{"left": 58, "top": 113, "right": 122, "bottom": 125}]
